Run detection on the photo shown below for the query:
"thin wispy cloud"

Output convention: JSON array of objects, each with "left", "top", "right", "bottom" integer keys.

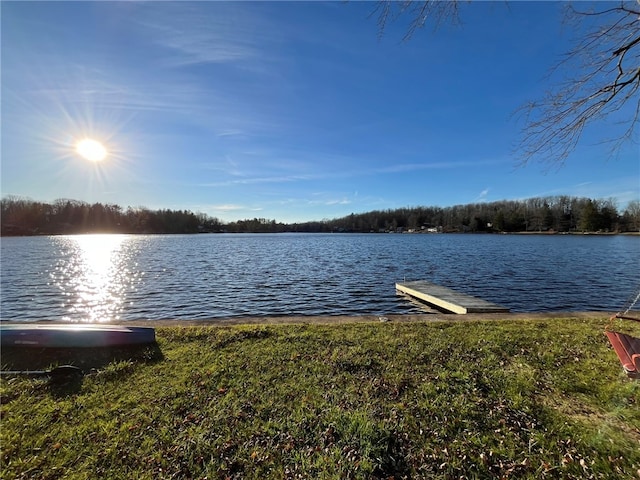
[
  {"left": 216, "top": 130, "right": 246, "bottom": 138},
  {"left": 210, "top": 204, "right": 243, "bottom": 212},
  {"left": 6, "top": 12, "right": 284, "bottom": 142},
  {"left": 198, "top": 173, "right": 321, "bottom": 188},
  {"left": 377, "top": 158, "right": 507, "bottom": 174},
  {"left": 326, "top": 198, "right": 351, "bottom": 206},
  {"left": 308, "top": 198, "right": 352, "bottom": 206},
  {"left": 132, "top": 4, "right": 265, "bottom": 67},
  {"left": 476, "top": 189, "right": 490, "bottom": 202},
  {"left": 195, "top": 155, "right": 514, "bottom": 189}
]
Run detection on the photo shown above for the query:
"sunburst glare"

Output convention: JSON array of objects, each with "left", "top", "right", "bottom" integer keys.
[
  {"left": 9, "top": 75, "right": 138, "bottom": 202},
  {"left": 76, "top": 138, "right": 108, "bottom": 162}
]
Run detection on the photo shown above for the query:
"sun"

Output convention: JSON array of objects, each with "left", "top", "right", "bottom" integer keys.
[{"left": 76, "top": 138, "right": 108, "bottom": 162}]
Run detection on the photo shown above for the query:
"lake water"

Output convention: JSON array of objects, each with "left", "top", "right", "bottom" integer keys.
[{"left": 1, "top": 233, "right": 639, "bottom": 322}]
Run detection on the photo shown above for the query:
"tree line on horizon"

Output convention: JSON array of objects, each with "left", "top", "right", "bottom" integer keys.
[{"left": 1, "top": 195, "right": 639, "bottom": 236}]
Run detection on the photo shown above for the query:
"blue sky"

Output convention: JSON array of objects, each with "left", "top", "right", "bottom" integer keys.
[{"left": 2, "top": 1, "right": 638, "bottom": 223}]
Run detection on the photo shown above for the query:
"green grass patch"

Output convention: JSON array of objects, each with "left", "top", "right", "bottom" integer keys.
[{"left": 2, "top": 317, "right": 639, "bottom": 479}]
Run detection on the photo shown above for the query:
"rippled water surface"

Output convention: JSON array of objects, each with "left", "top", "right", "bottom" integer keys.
[{"left": 1, "top": 233, "right": 638, "bottom": 322}]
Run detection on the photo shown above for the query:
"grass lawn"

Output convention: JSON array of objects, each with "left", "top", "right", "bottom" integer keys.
[{"left": 1, "top": 316, "right": 639, "bottom": 479}]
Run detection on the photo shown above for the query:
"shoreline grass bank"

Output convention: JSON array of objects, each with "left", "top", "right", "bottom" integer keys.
[{"left": 2, "top": 315, "right": 639, "bottom": 479}]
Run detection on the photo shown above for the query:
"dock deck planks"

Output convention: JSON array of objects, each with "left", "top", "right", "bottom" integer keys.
[{"left": 396, "top": 280, "right": 510, "bottom": 314}]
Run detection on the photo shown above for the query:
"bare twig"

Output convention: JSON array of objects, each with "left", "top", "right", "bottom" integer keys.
[{"left": 373, "top": 0, "right": 465, "bottom": 41}]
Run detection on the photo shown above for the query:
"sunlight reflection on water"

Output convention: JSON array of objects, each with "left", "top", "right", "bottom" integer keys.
[{"left": 50, "top": 235, "right": 137, "bottom": 322}]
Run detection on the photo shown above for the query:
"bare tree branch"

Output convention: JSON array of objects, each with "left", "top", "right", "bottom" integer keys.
[
  {"left": 370, "top": 0, "right": 640, "bottom": 167},
  {"left": 613, "top": 34, "right": 640, "bottom": 56},
  {"left": 517, "top": 1, "right": 640, "bottom": 166}
]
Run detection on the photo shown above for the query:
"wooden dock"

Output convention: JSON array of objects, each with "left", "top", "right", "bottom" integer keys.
[{"left": 396, "top": 280, "right": 510, "bottom": 314}]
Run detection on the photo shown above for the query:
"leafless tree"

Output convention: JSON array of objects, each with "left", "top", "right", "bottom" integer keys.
[
  {"left": 372, "top": 1, "right": 640, "bottom": 166},
  {"left": 625, "top": 199, "right": 640, "bottom": 230}
]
